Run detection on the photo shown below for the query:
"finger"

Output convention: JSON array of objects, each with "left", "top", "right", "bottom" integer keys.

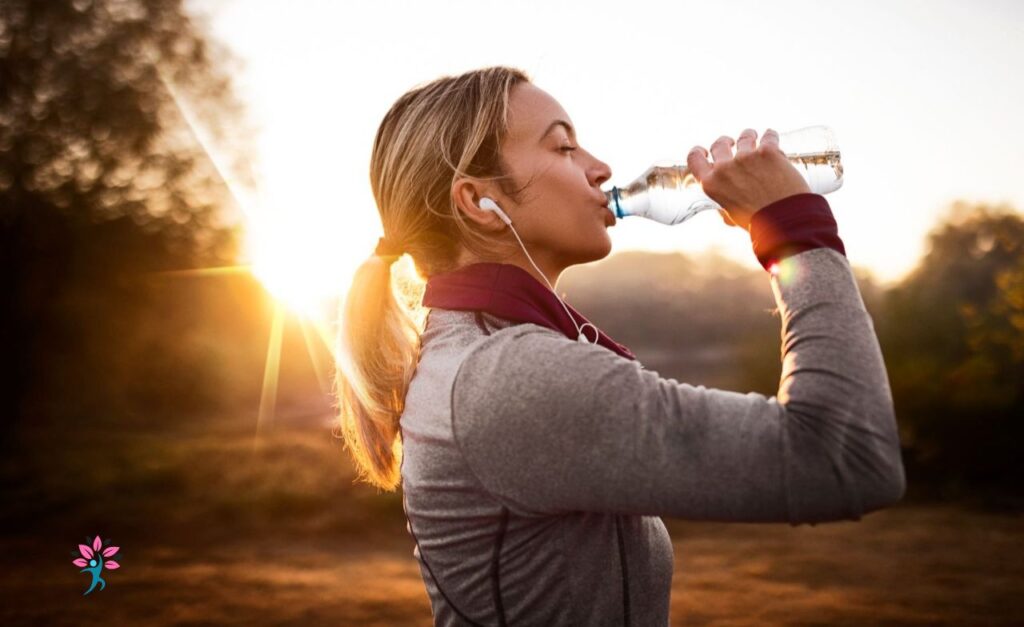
[
  {"left": 760, "top": 128, "right": 781, "bottom": 153},
  {"left": 709, "top": 135, "right": 735, "bottom": 164},
  {"left": 736, "top": 128, "right": 758, "bottom": 154},
  {"left": 687, "top": 145, "right": 712, "bottom": 181}
]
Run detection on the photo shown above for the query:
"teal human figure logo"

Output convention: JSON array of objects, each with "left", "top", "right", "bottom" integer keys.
[{"left": 72, "top": 534, "right": 121, "bottom": 595}]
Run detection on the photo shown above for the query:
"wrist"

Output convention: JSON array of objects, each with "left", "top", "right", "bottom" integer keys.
[{"left": 748, "top": 193, "right": 846, "bottom": 272}]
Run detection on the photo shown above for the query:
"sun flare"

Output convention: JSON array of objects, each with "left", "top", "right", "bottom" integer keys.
[{"left": 246, "top": 210, "right": 353, "bottom": 318}]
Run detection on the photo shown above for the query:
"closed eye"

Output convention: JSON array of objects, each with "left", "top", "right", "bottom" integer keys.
[{"left": 559, "top": 145, "right": 578, "bottom": 153}]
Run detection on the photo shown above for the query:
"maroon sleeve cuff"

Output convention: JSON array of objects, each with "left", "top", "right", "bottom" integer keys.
[{"left": 748, "top": 193, "right": 846, "bottom": 272}]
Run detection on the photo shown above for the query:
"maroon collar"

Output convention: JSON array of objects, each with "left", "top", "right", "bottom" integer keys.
[{"left": 422, "top": 262, "right": 637, "bottom": 361}]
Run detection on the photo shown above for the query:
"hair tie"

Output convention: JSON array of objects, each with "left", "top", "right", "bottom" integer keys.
[{"left": 374, "top": 236, "right": 403, "bottom": 261}]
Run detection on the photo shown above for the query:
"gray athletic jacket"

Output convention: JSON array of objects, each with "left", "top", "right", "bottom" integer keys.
[{"left": 398, "top": 247, "right": 907, "bottom": 626}]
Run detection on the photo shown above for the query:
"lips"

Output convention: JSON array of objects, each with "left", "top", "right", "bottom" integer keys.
[{"left": 603, "top": 205, "right": 616, "bottom": 227}]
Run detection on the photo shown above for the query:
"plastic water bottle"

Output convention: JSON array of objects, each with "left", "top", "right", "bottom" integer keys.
[{"left": 604, "top": 125, "right": 843, "bottom": 225}]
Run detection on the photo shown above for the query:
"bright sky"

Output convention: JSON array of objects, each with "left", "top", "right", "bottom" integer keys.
[{"left": 197, "top": 0, "right": 1023, "bottom": 304}]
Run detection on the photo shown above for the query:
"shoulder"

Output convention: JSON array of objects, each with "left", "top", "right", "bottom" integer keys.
[
  {"left": 452, "top": 323, "right": 573, "bottom": 404},
  {"left": 455, "top": 321, "right": 645, "bottom": 389},
  {"left": 450, "top": 322, "right": 648, "bottom": 433},
  {"left": 447, "top": 323, "right": 651, "bottom": 514}
]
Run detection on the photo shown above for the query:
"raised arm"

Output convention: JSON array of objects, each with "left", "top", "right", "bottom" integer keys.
[{"left": 449, "top": 243, "right": 905, "bottom": 525}]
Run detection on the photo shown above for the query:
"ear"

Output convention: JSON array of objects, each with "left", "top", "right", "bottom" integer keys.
[{"left": 452, "top": 177, "right": 508, "bottom": 232}]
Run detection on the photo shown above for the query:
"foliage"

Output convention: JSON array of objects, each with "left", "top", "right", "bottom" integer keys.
[
  {"left": 0, "top": 0, "right": 259, "bottom": 437},
  {"left": 876, "top": 202, "right": 1024, "bottom": 491}
]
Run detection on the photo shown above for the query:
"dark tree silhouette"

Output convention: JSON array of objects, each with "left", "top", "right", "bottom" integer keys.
[{"left": 0, "top": 0, "right": 256, "bottom": 441}]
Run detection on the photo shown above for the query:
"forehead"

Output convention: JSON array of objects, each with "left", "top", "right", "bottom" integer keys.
[{"left": 505, "top": 82, "right": 572, "bottom": 144}]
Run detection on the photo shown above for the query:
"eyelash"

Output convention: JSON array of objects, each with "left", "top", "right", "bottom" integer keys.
[{"left": 559, "top": 145, "right": 578, "bottom": 153}]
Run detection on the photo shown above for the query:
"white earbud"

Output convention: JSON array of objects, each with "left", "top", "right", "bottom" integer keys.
[
  {"left": 479, "top": 197, "right": 513, "bottom": 226},
  {"left": 477, "top": 198, "right": 599, "bottom": 345}
]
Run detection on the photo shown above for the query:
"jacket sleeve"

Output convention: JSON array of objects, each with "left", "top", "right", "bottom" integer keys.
[{"left": 448, "top": 247, "right": 906, "bottom": 525}]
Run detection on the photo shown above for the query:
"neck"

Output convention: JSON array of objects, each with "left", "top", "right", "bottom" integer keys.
[{"left": 455, "top": 247, "right": 564, "bottom": 291}]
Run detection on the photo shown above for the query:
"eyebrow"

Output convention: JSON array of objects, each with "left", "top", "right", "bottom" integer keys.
[{"left": 539, "top": 119, "right": 575, "bottom": 142}]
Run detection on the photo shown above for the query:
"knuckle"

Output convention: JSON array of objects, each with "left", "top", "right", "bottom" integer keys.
[{"left": 735, "top": 152, "right": 755, "bottom": 165}]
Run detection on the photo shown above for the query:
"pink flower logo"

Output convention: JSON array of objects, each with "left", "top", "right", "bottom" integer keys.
[{"left": 72, "top": 534, "right": 121, "bottom": 595}]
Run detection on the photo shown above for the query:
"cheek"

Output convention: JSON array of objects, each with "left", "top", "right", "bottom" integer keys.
[
  {"left": 520, "top": 167, "right": 604, "bottom": 243},
  {"left": 540, "top": 160, "right": 585, "bottom": 196}
]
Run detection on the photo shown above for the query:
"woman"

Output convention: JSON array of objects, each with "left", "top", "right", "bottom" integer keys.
[{"left": 335, "top": 66, "right": 905, "bottom": 626}]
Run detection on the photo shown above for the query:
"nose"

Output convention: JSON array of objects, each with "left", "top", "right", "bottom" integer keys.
[{"left": 588, "top": 153, "right": 612, "bottom": 188}]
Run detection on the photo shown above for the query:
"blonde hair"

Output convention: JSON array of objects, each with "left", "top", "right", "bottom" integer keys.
[{"left": 334, "top": 66, "right": 532, "bottom": 491}]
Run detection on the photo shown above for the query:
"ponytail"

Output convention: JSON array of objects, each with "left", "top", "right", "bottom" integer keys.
[{"left": 334, "top": 253, "right": 423, "bottom": 491}]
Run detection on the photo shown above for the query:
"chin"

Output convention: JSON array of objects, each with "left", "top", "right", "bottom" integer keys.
[{"left": 577, "top": 233, "right": 613, "bottom": 265}]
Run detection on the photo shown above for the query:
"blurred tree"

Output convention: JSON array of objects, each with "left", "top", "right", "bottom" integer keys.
[
  {"left": 0, "top": 0, "right": 261, "bottom": 441},
  {"left": 877, "top": 201, "right": 1024, "bottom": 494}
]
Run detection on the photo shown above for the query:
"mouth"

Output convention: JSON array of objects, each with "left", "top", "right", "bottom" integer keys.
[{"left": 603, "top": 204, "right": 616, "bottom": 227}]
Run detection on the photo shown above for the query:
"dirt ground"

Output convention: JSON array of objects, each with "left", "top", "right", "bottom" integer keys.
[
  {"left": 4, "top": 500, "right": 1021, "bottom": 626},
  {"left": 2, "top": 427, "right": 1021, "bottom": 625}
]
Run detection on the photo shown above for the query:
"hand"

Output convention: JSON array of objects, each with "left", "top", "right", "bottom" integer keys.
[{"left": 686, "top": 128, "right": 811, "bottom": 230}]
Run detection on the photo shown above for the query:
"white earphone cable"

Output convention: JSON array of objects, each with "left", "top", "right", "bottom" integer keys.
[{"left": 505, "top": 222, "right": 600, "bottom": 344}]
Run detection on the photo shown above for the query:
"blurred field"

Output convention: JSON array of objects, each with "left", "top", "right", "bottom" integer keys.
[{"left": 1, "top": 423, "right": 1021, "bottom": 626}]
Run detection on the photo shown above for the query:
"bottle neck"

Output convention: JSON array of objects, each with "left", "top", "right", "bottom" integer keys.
[{"left": 605, "top": 186, "right": 631, "bottom": 219}]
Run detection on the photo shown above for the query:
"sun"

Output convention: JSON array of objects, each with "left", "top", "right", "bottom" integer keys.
[
  {"left": 158, "top": 62, "right": 365, "bottom": 319},
  {"left": 246, "top": 208, "right": 354, "bottom": 318}
]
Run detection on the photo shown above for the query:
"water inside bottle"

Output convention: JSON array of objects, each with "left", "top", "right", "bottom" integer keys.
[
  {"left": 634, "top": 150, "right": 844, "bottom": 199},
  {"left": 606, "top": 164, "right": 717, "bottom": 225},
  {"left": 785, "top": 150, "right": 844, "bottom": 193},
  {"left": 605, "top": 148, "right": 843, "bottom": 224}
]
